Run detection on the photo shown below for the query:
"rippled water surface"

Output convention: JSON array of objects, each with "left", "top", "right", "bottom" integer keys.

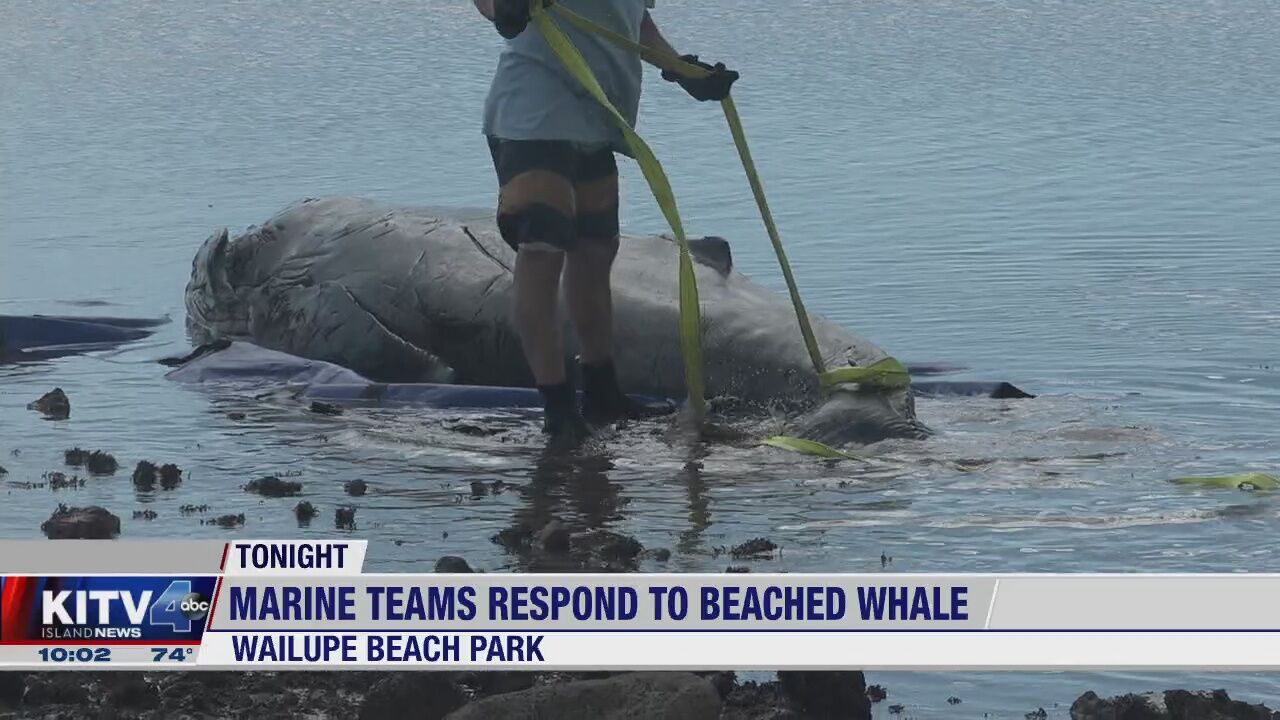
[{"left": 3, "top": 0, "right": 1279, "bottom": 715}]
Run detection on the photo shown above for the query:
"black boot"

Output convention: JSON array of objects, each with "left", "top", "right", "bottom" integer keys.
[
  {"left": 580, "top": 359, "right": 675, "bottom": 426},
  {"left": 538, "top": 381, "right": 589, "bottom": 447}
]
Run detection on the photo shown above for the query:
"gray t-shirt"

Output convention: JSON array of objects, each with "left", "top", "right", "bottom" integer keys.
[{"left": 482, "top": 0, "right": 651, "bottom": 155}]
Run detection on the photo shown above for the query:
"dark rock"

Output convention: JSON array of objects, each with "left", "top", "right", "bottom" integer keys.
[
  {"left": 45, "top": 471, "right": 85, "bottom": 490},
  {"left": 888, "top": 705, "right": 904, "bottom": 715},
  {"left": 445, "top": 672, "right": 721, "bottom": 720},
  {"left": 180, "top": 503, "right": 211, "bottom": 514},
  {"left": 228, "top": 412, "right": 246, "bottom": 421},
  {"left": 21, "top": 675, "right": 90, "bottom": 706},
  {"left": 336, "top": 506, "right": 357, "bottom": 529},
  {"left": 158, "top": 675, "right": 216, "bottom": 712},
  {"left": 0, "top": 672, "right": 23, "bottom": 707},
  {"left": 725, "top": 565, "right": 751, "bottom": 573},
  {"left": 86, "top": 451, "right": 118, "bottom": 475},
  {"left": 1165, "top": 689, "right": 1274, "bottom": 720},
  {"left": 706, "top": 671, "right": 736, "bottom": 700},
  {"left": 643, "top": 547, "right": 672, "bottom": 562},
  {"left": 867, "top": 684, "right": 888, "bottom": 703},
  {"left": 245, "top": 475, "right": 303, "bottom": 497},
  {"left": 41, "top": 504, "right": 121, "bottom": 539},
  {"left": 778, "top": 671, "right": 870, "bottom": 720},
  {"left": 206, "top": 513, "right": 245, "bottom": 528},
  {"left": 28, "top": 388, "right": 70, "bottom": 419},
  {"left": 1072, "top": 692, "right": 1131, "bottom": 720},
  {"left": 345, "top": 478, "right": 369, "bottom": 496},
  {"left": 65, "top": 448, "right": 91, "bottom": 467},
  {"left": 469, "top": 479, "right": 489, "bottom": 498},
  {"left": 311, "top": 401, "right": 343, "bottom": 416},
  {"left": 133, "top": 509, "right": 158, "bottom": 520},
  {"left": 721, "top": 678, "right": 787, "bottom": 720},
  {"left": 295, "top": 501, "right": 320, "bottom": 524},
  {"left": 536, "top": 518, "right": 571, "bottom": 553},
  {"left": 360, "top": 673, "right": 465, "bottom": 720},
  {"left": 1026, "top": 709, "right": 1047, "bottom": 720},
  {"left": 133, "top": 461, "right": 159, "bottom": 489},
  {"left": 578, "top": 530, "right": 644, "bottom": 564},
  {"left": 435, "top": 556, "right": 474, "bottom": 573},
  {"left": 730, "top": 537, "right": 778, "bottom": 559},
  {"left": 947, "top": 696, "right": 962, "bottom": 705},
  {"left": 1070, "top": 689, "right": 1276, "bottom": 720},
  {"left": 493, "top": 524, "right": 534, "bottom": 552},
  {"left": 108, "top": 676, "right": 159, "bottom": 709},
  {"left": 0, "top": 465, "right": 6, "bottom": 476},
  {"left": 159, "top": 463, "right": 183, "bottom": 489},
  {"left": 466, "top": 671, "right": 536, "bottom": 697}
]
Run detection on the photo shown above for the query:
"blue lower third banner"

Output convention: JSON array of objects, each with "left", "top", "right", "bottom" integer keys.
[{"left": 4, "top": 571, "right": 1280, "bottom": 669}]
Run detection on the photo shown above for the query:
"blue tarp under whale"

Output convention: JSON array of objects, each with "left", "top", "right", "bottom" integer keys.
[
  {"left": 163, "top": 341, "right": 1033, "bottom": 408},
  {"left": 162, "top": 341, "right": 673, "bottom": 409},
  {"left": 2, "top": 314, "right": 1032, "bottom": 406}
]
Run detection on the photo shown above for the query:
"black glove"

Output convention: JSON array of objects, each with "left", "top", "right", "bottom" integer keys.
[
  {"left": 493, "top": 0, "right": 553, "bottom": 40},
  {"left": 662, "top": 55, "right": 739, "bottom": 102}
]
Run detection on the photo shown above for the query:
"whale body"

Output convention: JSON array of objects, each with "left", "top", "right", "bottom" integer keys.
[{"left": 185, "top": 197, "right": 929, "bottom": 444}]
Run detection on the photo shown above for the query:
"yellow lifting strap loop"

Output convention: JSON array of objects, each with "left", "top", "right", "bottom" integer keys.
[
  {"left": 530, "top": 5, "right": 707, "bottom": 421},
  {"left": 819, "top": 357, "right": 912, "bottom": 389}
]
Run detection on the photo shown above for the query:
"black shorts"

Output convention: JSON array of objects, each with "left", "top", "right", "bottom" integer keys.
[{"left": 486, "top": 137, "right": 620, "bottom": 251}]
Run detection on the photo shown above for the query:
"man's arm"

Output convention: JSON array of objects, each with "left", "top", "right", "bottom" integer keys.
[{"left": 639, "top": 11, "right": 681, "bottom": 62}]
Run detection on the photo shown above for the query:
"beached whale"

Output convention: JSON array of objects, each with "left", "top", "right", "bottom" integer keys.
[{"left": 185, "top": 197, "right": 930, "bottom": 444}]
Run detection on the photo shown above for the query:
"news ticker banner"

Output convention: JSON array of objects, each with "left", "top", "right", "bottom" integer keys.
[{"left": 2, "top": 539, "right": 1279, "bottom": 670}]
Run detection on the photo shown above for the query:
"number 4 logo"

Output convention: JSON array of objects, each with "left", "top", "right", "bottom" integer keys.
[{"left": 149, "top": 581, "right": 195, "bottom": 632}]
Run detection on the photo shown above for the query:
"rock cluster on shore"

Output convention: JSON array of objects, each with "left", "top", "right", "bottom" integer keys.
[
  {"left": 1070, "top": 689, "right": 1278, "bottom": 719},
  {"left": 0, "top": 670, "right": 884, "bottom": 720},
  {"left": 7, "top": 672, "right": 1271, "bottom": 720}
]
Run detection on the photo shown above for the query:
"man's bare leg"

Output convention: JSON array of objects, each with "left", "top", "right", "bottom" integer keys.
[
  {"left": 558, "top": 157, "right": 621, "bottom": 367},
  {"left": 494, "top": 164, "right": 588, "bottom": 443},
  {"left": 514, "top": 245, "right": 568, "bottom": 384},
  {"left": 563, "top": 244, "right": 618, "bottom": 366},
  {"left": 566, "top": 172, "right": 674, "bottom": 424}
]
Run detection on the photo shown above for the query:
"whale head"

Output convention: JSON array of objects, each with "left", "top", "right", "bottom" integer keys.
[
  {"left": 789, "top": 382, "right": 932, "bottom": 446},
  {"left": 185, "top": 227, "right": 247, "bottom": 342}
]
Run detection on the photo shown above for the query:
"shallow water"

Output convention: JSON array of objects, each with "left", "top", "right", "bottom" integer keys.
[{"left": 3, "top": 0, "right": 1279, "bottom": 715}]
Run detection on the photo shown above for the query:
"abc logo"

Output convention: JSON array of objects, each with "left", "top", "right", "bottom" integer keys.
[{"left": 179, "top": 592, "right": 211, "bottom": 621}]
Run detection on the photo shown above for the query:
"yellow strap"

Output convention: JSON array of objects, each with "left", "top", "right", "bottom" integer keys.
[
  {"left": 550, "top": 5, "right": 711, "bottom": 78},
  {"left": 531, "top": 8, "right": 706, "bottom": 421},
  {"left": 820, "top": 357, "right": 912, "bottom": 389},
  {"left": 762, "top": 436, "right": 866, "bottom": 462},
  {"left": 1170, "top": 472, "right": 1280, "bottom": 491},
  {"left": 552, "top": 5, "right": 833, "bottom": 380},
  {"left": 719, "top": 95, "right": 827, "bottom": 375}
]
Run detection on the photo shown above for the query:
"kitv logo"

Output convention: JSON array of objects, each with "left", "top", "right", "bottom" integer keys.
[{"left": 40, "top": 581, "right": 212, "bottom": 640}]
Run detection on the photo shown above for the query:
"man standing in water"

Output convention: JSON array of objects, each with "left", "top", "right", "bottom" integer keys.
[{"left": 473, "top": 0, "right": 738, "bottom": 445}]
